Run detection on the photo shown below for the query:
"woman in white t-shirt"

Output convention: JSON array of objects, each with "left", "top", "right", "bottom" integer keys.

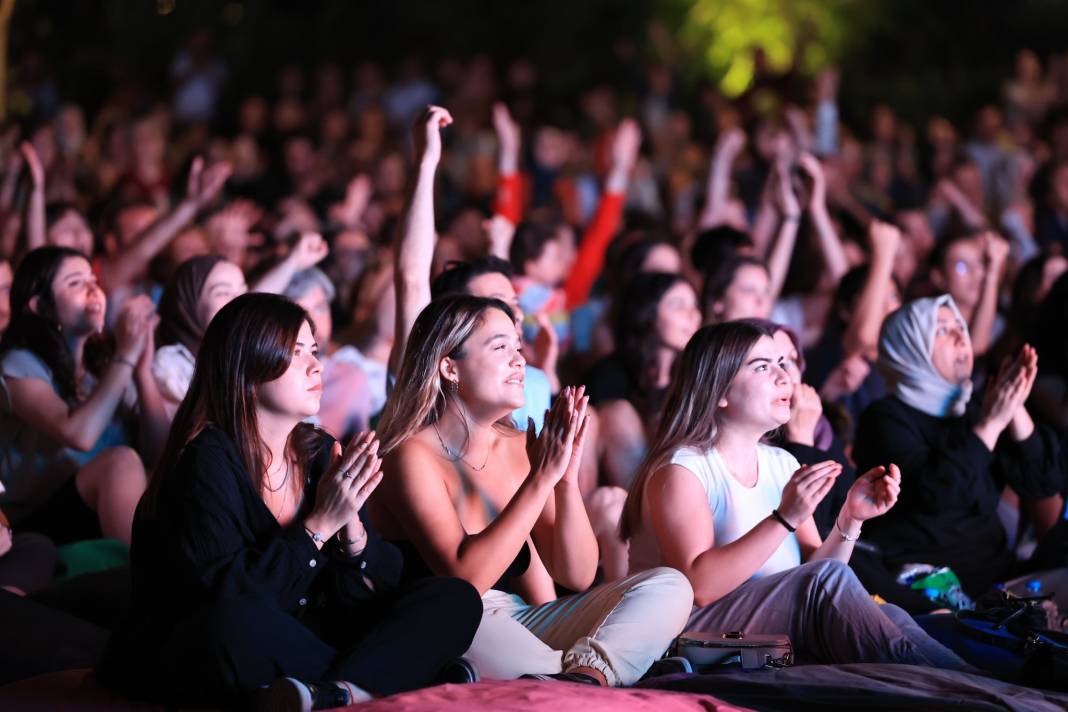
[{"left": 622, "top": 319, "right": 971, "bottom": 668}]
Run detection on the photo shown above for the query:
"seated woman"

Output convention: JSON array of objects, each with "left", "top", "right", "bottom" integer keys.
[
  {"left": 101, "top": 293, "right": 481, "bottom": 710},
  {"left": 587, "top": 272, "right": 701, "bottom": 490},
  {"left": 372, "top": 294, "right": 693, "bottom": 686},
  {"left": 854, "top": 295, "right": 1065, "bottom": 596},
  {"left": 623, "top": 319, "right": 970, "bottom": 668},
  {"left": 0, "top": 246, "right": 163, "bottom": 545}
]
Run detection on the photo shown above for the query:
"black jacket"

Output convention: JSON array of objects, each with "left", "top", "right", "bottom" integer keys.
[{"left": 854, "top": 394, "right": 1064, "bottom": 594}]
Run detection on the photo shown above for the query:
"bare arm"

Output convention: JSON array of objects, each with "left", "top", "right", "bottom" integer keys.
[
  {"left": 102, "top": 158, "right": 232, "bottom": 292},
  {"left": 699, "top": 127, "right": 745, "bottom": 229},
  {"left": 5, "top": 301, "right": 152, "bottom": 452},
  {"left": 19, "top": 142, "right": 45, "bottom": 252},
  {"left": 798, "top": 153, "right": 849, "bottom": 282},
  {"left": 765, "top": 166, "right": 802, "bottom": 304},
  {"left": 969, "top": 232, "right": 1008, "bottom": 356},
  {"left": 842, "top": 220, "right": 900, "bottom": 359},
  {"left": 251, "top": 231, "right": 329, "bottom": 295},
  {"left": 389, "top": 106, "right": 453, "bottom": 375}
]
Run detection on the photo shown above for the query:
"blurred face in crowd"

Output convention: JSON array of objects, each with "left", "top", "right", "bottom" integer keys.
[
  {"left": 713, "top": 264, "right": 771, "bottom": 322},
  {"left": 43, "top": 255, "right": 105, "bottom": 336},
  {"left": 465, "top": 272, "right": 524, "bottom": 326},
  {"left": 167, "top": 226, "right": 211, "bottom": 267},
  {"left": 939, "top": 237, "right": 985, "bottom": 311},
  {"left": 295, "top": 284, "right": 333, "bottom": 346},
  {"left": 524, "top": 226, "right": 575, "bottom": 287},
  {"left": 656, "top": 281, "right": 701, "bottom": 352},
  {"left": 0, "top": 259, "right": 12, "bottom": 334},
  {"left": 48, "top": 209, "right": 94, "bottom": 257},
  {"left": 930, "top": 305, "right": 973, "bottom": 385},
  {"left": 196, "top": 260, "right": 247, "bottom": 329}
]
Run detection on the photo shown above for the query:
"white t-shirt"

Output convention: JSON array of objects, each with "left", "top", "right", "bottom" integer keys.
[{"left": 629, "top": 443, "right": 802, "bottom": 579}]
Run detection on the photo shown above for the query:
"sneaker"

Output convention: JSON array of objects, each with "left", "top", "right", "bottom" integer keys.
[
  {"left": 260, "top": 677, "right": 372, "bottom": 712},
  {"left": 640, "top": 656, "right": 694, "bottom": 680},
  {"left": 436, "top": 657, "right": 480, "bottom": 684},
  {"left": 519, "top": 671, "right": 602, "bottom": 685}
]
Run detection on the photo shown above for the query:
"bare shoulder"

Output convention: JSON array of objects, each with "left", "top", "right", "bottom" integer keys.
[
  {"left": 383, "top": 431, "right": 451, "bottom": 486},
  {"left": 647, "top": 464, "right": 705, "bottom": 507}
]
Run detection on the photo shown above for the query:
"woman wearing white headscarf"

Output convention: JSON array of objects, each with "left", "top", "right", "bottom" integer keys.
[{"left": 853, "top": 295, "right": 1064, "bottom": 596}]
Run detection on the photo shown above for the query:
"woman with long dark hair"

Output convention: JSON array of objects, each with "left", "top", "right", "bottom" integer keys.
[
  {"left": 102, "top": 292, "right": 481, "bottom": 710},
  {"left": 623, "top": 320, "right": 971, "bottom": 668},
  {"left": 586, "top": 272, "right": 701, "bottom": 489},
  {"left": 372, "top": 294, "right": 693, "bottom": 687},
  {"left": 0, "top": 246, "right": 163, "bottom": 544}
]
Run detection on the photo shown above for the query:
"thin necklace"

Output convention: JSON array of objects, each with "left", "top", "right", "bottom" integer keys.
[
  {"left": 432, "top": 421, "right": 490, "bottom": 471},
  {"left": 264, "top": 459, "right": 290, "bottom": 493}
]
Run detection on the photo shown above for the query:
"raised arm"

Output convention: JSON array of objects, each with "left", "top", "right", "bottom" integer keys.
[
  {"left": 251, "top": 231, "right": 329, "bottom": 295},
  {"left": 19, "top": 141, "right": 46, "bottom": 252},
  {"left": 969, "top": 231, "right": 1008, "bottom": 356},
  {"left": 764, "top": 162, "right": 802, "bottom": 304},
  {"left": 562, "top": 118, "right": 640, "bottom": 308},
  {"left": 102, "top": 157, "right": 232, "bottom": 292},
  {"left": 798, "top": 153, "right": 849, "bottom": 283},
  {"left": 842, "top": 220, "right": 900, "bottom": 359},
  {"left": 389, "top": 105, "right": 453, "bottom": 375},
  {"left": 698, "top": 127, "right": 746, "bottom": 229}
]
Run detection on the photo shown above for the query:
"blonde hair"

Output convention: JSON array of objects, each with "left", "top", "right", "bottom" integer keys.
[
  {"left": 620, "top": 319, "right": 775, "bottom": 539},
  {"left": 378, "top": 294, "right": 517, "bottom": 455}
]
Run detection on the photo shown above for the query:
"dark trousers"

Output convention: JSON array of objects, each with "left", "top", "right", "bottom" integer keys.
[{"left": 110, "top": 577, "right": 481, "bottom": 706}]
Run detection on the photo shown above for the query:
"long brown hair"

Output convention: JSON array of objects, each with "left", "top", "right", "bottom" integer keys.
[
  {"left": 620, "top": 320, "right": 776, "bottom": 539},
  {"left": 142, "top": 292, "right": 325, "bottom": 514},
  {"left": 377, "top": 294, "right": 516, "bottom": 456}
]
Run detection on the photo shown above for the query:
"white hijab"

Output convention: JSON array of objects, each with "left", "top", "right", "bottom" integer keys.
[{"left": 878, "top": 294, "right": 974, "bottom": 418}]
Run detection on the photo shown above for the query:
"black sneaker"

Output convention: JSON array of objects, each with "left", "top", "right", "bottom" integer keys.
[
  {"left": 519, "top": 671, "right": 602, "bottom": 685},
  {"left": 437, "top": 657, "right": 480, "bottom": 684},
  {"left": 640, "top": 656, "right": 694, "bottom": 680},
  {"left": 260, "top": 677, "right": 371, "bottom": 712}
]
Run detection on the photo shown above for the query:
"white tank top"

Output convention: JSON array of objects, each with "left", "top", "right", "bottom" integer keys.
[{"left": 629, "top": 443, "right": 803, "bottom": 579}]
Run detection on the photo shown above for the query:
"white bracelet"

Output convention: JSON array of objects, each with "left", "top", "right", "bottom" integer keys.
[{"left": 835, "top": 514, "right": 861, "bottom": 542}]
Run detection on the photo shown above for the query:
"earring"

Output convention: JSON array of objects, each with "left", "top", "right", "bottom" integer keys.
[{"left": 448, "top": 380, "right": 459, "bottom": 394}]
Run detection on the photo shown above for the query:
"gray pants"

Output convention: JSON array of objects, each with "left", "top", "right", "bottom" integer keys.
[{"left": 686, "top": 559, "right": 970, "bottom": 670}]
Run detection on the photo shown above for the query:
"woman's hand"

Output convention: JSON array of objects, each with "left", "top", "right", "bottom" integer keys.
[
  {"left": 413, "top": 105, "right": 454, "bottom": 168},
  {"left": 560, "top": 386, "right": 591, "bottom": 486},
  {"left": 979, "top": 349, "right": 1034, "bottom": 437},
  {"left": 785, "top": 383, "right": 823, "bottom": 446},
  {"left": 777, "top": 460, "right": 842, "bottom": 528},
  {"left": 526, "top": 386, "right": 583, "bottom": 488},
  {"left": 306, "top": 431, "right": 382, "bottom": 540},
  {"left": 115, "top": 295, "right": 157, "bottom": 365},
  {"left": 841, "top": 463, "right": 901, "bottom": 524}
]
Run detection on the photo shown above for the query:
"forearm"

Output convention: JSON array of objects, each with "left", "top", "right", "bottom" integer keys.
[
  {"left": 450, "top": 475, "right": 557, "bottom": 594},
  {"left": 389, "top": 162, "right": 439, "bottom": 372},
  {"left": 806, "top": 512, "right": 860, "bottom": 563},
  {"left": 64, "top": 363, "right": 135, "bottom": 450},
  {"left": 766, "top": 219, "right": 800, "bottom": 302},
  {"left": 843, "top": 251, "right": 894, "bottom": 357},
  {"left": 701, "top": 152, "right": 735, "bottom": 227},
  {"left": 969, "top": 275, "right": 1000, "bottom": 355},
  {"left": 26, "top": 184, "right": 45, "bottom": 251},
  {"left": 546, "top": 482, "right": 598, "bottom": 591},
  {"left": 133, "top": 368, "right": 170, "bottom": 466},
  {"left": 688, "top": 517, "right": 791, "bottom": 606},
  {"left": 104, "top": 200, "right": 199, "bottom": 290},
  {"left": 810, "top": 205, "right": 849, "bottom": 282},
  {"left": 251, "top": 255, "right": 299, "bottom": 295},
  {"left": 751, "top": 199, "right": 779, "bottom": 255}
]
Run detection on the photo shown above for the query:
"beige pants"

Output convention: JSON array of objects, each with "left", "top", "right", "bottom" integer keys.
[{"left": 463, "top": 567, "right": 693, "bottom": 686}]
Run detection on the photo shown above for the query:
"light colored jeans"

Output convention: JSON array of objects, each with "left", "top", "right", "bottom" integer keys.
[
  {"left": 686, "top": 559, "right": 971, "bottom": 670},
  {"left": 464, "top": 567, "right": 693, "bottom": 686}
]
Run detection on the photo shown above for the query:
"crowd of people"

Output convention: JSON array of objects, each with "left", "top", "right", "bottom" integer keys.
[{"left": 2, "top": 33, "right": 1068, "bottom": 709}]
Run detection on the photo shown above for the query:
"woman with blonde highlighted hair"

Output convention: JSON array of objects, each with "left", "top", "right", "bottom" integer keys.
[{"left": 372, "top": 293, "right": 693, "bottom": 687}]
